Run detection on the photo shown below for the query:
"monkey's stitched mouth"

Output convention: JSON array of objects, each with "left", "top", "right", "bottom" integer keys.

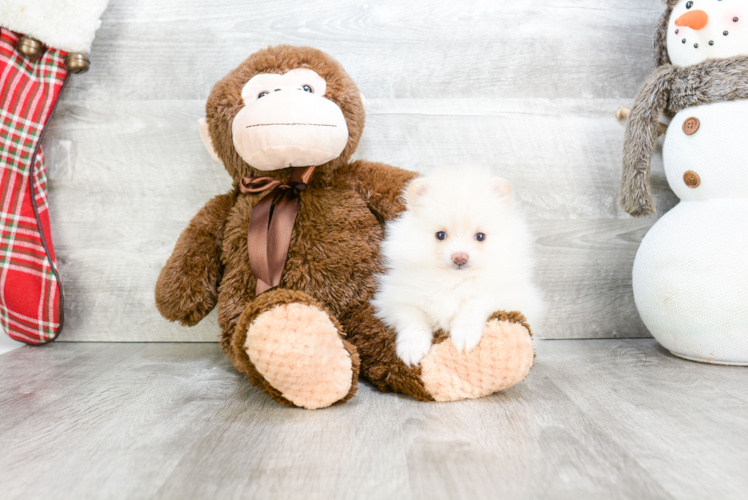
[{"left": 246, "top": 123, "right": 337, "bottom": 128}]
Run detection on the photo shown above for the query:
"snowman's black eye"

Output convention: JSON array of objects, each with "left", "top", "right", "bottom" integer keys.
[
  {"left": 302, "top": 85, "right": 313, "bottom": 93},
  {"left": 724, "top": 30, "right": 729, "bottom": 35},
  {"left": 436, "top": 231, "right": 447, "bottom": 241},
  {"left": 475, "top": 233, "right": 486, "bottom": 242},
  {"left": 734, "top": 17, "right": 739, "bottom": 22},
  {"left": 694, "top": 43, "right": 699, "bottom": 48},
  {"left": 686, "top": 1, "right": 693, "bottom": 8},
  {"left": 258, "top": 91, "right": 269, "bottom": 99}
]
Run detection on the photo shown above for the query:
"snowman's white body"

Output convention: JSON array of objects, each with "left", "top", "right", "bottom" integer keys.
[{"left": 632, "top": 100, "right": 748, "bottom": 364}]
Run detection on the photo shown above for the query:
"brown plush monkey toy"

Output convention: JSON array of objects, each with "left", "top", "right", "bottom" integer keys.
[{"left": 155, "top": 45, "right": 534, "bottom": 409}]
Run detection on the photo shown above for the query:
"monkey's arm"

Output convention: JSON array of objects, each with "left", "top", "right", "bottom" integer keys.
[
  {"left": 155, "top": 189, "right": 237, "bottom": 326},
  {"left": 620, "top": 65, "right": 675, "bottom": 217},
  {"left": 341, "top": 160, "right": 418, "bottom": 222}
]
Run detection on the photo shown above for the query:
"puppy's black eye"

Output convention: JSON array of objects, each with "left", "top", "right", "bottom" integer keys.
[
  {"left": 475, "top": 233, "right": 486, "bottom": 242},
  {"left": 686, "top": 1, "right": 693, "bottom": 8},
  {"left": 436, "top": 231, "right": 447, "bottom": 241},
  {"left": 258, "top": 92, "right": 269, "bottom": 99},
  {"left": 302, "top": 85, "right": 313, "bottom": 93}
]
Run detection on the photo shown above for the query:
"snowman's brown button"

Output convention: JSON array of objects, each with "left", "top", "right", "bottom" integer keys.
[
  {"left": 683, "top": 117, "right": 700, "bottom": 135},
  {"left": 683, "top": 170, "right": 701, "bottom": 188}
]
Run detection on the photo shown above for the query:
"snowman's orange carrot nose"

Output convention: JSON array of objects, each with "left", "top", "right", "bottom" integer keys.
[{"left": 675, "top": 10, "right": 709, "bottom": 30}]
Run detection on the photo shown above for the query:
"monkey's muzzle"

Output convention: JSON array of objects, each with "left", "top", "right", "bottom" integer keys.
[{"left": 232, "top": 90, "right": 349, "bottom": 171}]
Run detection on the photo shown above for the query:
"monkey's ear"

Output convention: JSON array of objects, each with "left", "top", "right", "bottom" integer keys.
[
  {"left": 490, "top": 177, "right": 513, "bottom": 204},
  {"left": 198, "top": 117, "right": 222, "bottom": 163},
  {"left": 405, "top": 177, "right": 428, "bottom": 209}
]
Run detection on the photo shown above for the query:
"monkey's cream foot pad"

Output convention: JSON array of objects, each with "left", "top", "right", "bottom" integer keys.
[
  {"left": 420, "top": 317, "right": 534, "bottom": 402},
  {"left": 245, "top": 303, "right": 353, "bottom": 409}
]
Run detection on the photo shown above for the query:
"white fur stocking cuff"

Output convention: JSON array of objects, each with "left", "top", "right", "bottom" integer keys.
[{"left": 0, "top": 0, "right": 109, "bottom": 53}]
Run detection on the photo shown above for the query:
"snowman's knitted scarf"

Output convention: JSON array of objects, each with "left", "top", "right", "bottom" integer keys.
[
  {"left": 620, "top": 55, "right": 748, "bottom": 217},
  {"left": 652, "top": 0, "right": 678, "bottom": 67}
]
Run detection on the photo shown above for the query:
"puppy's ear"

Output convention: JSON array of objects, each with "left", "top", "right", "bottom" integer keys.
[
  {"left": 198, "top": 117, "right": 222, "bottom": 163},
  {"left": 405, "top": 177, "right": 429, "bottom": 209},
  {"left": 490, "top": 178, "right": 513, "bottom": 205}
]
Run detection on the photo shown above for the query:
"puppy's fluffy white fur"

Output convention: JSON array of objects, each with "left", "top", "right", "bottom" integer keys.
[{"left": 372, "top": 167, "right": 545, "bottom": 366}]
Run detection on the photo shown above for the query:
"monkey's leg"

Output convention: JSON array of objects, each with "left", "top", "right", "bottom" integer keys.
[
  {"left": 227, "top": 289, "right": 359, "bottom": 409},
  {"left": 343, "top": 303, "right": 533, "bottom": 402},
  {"left": 340, "top": 301, "right": 435, "bottom": 401},
  {"left": 420, "top": 311, "right": 534, "bottom": 402}
]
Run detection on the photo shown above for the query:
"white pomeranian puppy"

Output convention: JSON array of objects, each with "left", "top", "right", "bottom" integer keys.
[{"left": 372, "top": 167, "right": 545, "bottom": 367}]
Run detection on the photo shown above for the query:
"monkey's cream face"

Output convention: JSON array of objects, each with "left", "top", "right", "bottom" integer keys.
[
  {"left": 231, "top": 68, "right": 349, "bottom": 171},
  {"left": 667, "top": 0, "right": 748, "bottom": 66}
]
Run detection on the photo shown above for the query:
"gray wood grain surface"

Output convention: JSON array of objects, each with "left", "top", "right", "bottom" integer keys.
[
  {"left": 39, "top": 0, "right": 676, "bottom": 341},
  {"left": 2, "top": 340, "right": 746, "bottom": 500}
]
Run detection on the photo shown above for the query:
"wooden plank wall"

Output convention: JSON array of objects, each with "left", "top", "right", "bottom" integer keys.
[{"left": 42, "top": 0, "right": 677, "bottom": 341}]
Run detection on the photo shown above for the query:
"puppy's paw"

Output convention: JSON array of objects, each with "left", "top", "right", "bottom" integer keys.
[
  {"left": 396, "top": 328, "right": 433, "bottom": 367},
  {"left": 450, "top": 321, "right": 485, "bottom": 353}
]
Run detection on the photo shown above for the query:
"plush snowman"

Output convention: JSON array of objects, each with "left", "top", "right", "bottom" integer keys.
[{"left": 621, "top": 0, "right": 748, "bottom": 365}]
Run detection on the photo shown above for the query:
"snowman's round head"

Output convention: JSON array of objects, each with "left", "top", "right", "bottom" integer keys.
[{"left": 655, "top": 0, "right": 748, "bottom": 67}]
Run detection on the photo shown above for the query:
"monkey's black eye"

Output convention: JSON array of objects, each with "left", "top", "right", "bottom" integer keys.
[
  {"left": 475, "top": 233, "right": 486, "bottom": 242},
  {"left": 686, "top": 1, "right": 693, "bottom": 8},
  {"left": 436, "top": 231, "right": 447, "bottom": 241},
  {"left": 258, "top": 91, "right": 269, "bottom": 99},
  {"left": 302, "top": 85, "right": 313, "bottom": 93}
]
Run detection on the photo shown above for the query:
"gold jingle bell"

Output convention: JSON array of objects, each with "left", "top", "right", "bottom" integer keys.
[
  {"left": 65, "top": 53, "right": 91, "bottom": 74},
  {"left": 17, "top": 36, "right": 43, "bottom": 61}
]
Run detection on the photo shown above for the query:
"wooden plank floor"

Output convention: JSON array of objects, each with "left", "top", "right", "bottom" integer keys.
[{"left": 1, "top": 340, "right": 746, "bottom": 500}]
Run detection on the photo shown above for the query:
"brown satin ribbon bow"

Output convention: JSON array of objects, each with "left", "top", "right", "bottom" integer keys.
[{"left": 240, "top": 165, "right": 316, "bottom": 295}]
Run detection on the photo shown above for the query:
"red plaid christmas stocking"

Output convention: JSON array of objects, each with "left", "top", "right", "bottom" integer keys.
[{"left": 0, "top": 28, "right": 67, "bottom": 344}]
